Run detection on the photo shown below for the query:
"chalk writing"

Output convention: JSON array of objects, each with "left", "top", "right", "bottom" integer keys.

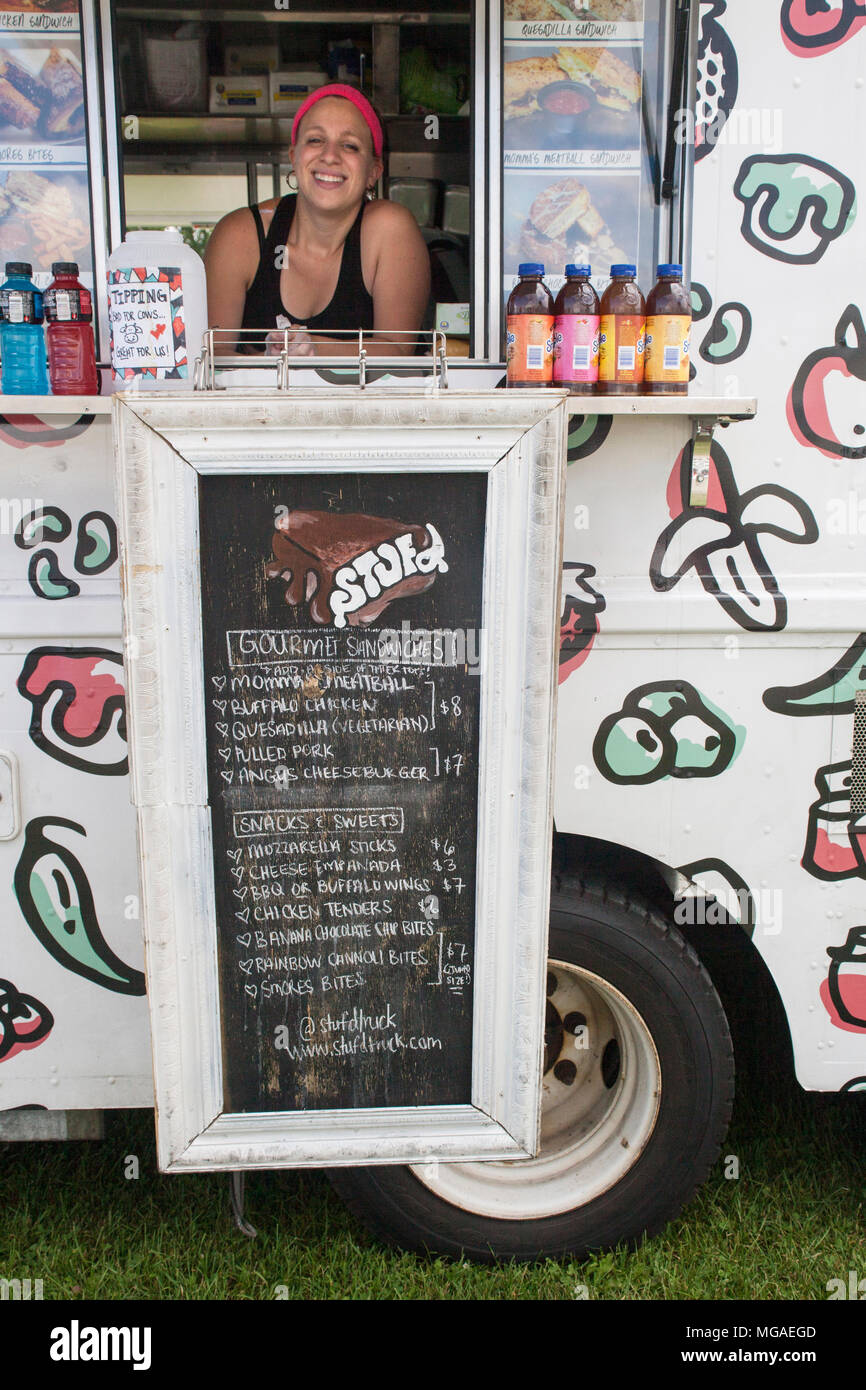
[{"left": 199, "top": 471, "right": 486, "bottom": 1112}]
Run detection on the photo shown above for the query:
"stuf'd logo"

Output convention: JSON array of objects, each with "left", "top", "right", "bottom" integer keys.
[{"left": 267, "top": 508, "right": 448, "bottom": 630}]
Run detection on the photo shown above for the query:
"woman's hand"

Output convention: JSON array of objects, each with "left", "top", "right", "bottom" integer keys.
[{"left": 265, "top": 322, "right": 315, "bottom": 356}]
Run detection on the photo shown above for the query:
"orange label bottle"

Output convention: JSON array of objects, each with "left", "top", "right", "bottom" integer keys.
[
  {"left": 644, "top": 263, "right": 691, "bottom": 394},
  {"left": 506, "top": 262, "right": 554, "bottom": 387},
  {"left": 597, "top": 264, "right": 646, "bottom": 395}
]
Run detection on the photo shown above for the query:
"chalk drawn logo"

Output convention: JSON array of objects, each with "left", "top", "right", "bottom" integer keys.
[
  {"left": 695, "top": 1, "right": 739, "bottom": 160},
  {"left": 733, "top": 155, "right": 855, "bottom": 264},
  {"left": 802, "top": 761, "right": 866, "bottom": 881},
  {"left": 592, "top": 681, "right": 744, "bottom": 786},
  {"left": 0, "top": 978, "right": 54, "bottom": 1062},
  {"left": 650, "top": 440, "right": 818, "bottom": 632},
  {"left": 14, "top": 817, "right": 145, "bottom": 995},
  {"left": 267, "top": 509, "right": 448, "bottom": 630},
  {"left": 17, "top": 647, "right": 127, "bottom": 776},
  {"left": 559, "top": 562, "right": 605, "bottom": 684},
  {"left": 787, "top": 304, "right": 866, "bottom": 460},
  {"left": 781, "top": 0, "right": 866, "bottom": 56},
  {"left": 821, "top": 927, "right": 866, "bottom": 1032}
]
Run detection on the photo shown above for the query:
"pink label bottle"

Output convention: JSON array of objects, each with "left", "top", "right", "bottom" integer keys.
[{"left": 553, "top": 263, "right": 600, "bottom": 394}]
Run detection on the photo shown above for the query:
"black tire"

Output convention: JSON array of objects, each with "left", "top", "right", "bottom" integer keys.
[{"left": 329, "top": 877, "right": 734, "bottom": 1262}]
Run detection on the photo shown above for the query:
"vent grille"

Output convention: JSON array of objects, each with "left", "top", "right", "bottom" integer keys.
[{"left": 852, "top": 691, "right": 866, "bottom": 816}]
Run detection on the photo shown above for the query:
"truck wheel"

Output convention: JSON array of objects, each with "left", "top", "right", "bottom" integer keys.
[{"left": 329, "top": 878, "right": 734, "bottom": 1261}]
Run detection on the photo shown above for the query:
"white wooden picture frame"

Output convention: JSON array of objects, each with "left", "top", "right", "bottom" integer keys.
[{"left": 113, "top": 391, "right": 565, "bottom": 1172}]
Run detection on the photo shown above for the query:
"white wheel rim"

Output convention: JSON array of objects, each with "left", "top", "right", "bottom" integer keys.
[{"left": 410, "top": 960, "right": 662, "bottom": 1221}]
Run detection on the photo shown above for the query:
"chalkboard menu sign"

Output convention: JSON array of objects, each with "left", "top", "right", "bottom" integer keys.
[
  {"left": 115, "top": 392, "right": 565, "bottom": 1172},
  {"left": 200, "top": 471, "right": 485, "bottom": 1113}
]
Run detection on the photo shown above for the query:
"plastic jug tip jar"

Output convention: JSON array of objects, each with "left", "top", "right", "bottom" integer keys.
[{"left": 106, "top": 228, "right": 206, "bottom": 391}]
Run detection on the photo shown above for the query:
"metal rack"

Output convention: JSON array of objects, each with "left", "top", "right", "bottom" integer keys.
[{"left": 193, "top": 327, "right": 449, "bottom": 390}]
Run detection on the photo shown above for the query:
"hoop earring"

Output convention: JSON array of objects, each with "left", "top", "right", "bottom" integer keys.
[{"left": 286, "top": 171, "right": 299, "bottom": 192}]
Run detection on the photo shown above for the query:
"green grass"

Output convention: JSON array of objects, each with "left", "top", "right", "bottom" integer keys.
[{"left": 1, "top": 1066, "right": 863, "bottom": 1300}]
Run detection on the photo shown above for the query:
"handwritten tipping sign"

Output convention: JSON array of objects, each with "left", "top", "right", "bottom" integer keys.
[{"left": 106, "top": 266, "right": 189, "bottom": 381}]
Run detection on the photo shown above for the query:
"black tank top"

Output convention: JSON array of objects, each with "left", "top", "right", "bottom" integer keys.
[{"left": 239, "top": 194, "right": 374, "bottom": 352}]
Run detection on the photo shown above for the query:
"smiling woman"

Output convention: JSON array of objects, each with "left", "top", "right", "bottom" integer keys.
[{"left": 204, "top": 85, "right": 431, "bottom": 358}]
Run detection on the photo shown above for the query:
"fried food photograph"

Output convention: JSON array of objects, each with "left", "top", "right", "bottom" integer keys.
[
  {"left": 0, "top": 42, "right": 84, "bottom": 139},
  {"left": 0, "top": 169, "right": 91, "bottom": 266},
  {"left": 505, "top": 0, "right": 643, "bottom": 20}
]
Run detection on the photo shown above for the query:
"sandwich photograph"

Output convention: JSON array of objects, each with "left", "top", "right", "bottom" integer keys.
[
  {"left": 0, "top": 39, "right": 85, "bottom": 141},
  {"left": 502, "top": 169, "right": 636, "bottom": 278},
  {"left": 504, "top": 44, "right": 642, "bottom": 151}
]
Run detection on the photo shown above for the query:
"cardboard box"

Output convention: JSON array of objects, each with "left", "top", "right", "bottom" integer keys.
[
  {"left": 435, "top": 303, "right": 470, "bottom": 336},
  {"left": 269, "top": 69, "right": 327, "bottom": 115},
  {"left": 225, "top": 43, "right": 281, "bottom": 75},
  {"left": 209, "top": 76, "right": 269, "bottom": 114}
]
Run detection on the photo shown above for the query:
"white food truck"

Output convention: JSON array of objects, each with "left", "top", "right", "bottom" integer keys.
[{"left": 0, "top": 0, "right": 863, "bottom": 1262}]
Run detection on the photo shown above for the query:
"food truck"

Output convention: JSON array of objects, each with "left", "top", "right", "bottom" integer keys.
[{"left": 0, "top": 0, "right": 864, "bottom": 1263}]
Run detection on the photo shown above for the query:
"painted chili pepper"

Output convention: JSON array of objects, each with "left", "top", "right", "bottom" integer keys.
[{"left": 14, "top": 816, "right": 145, "bottom": 996}]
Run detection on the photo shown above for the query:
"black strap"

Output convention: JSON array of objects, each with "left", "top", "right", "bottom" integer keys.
[{"left": 248, "top": 203, "right": 266, "bottom": 259}]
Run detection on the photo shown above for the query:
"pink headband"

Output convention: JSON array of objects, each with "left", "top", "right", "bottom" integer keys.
[{"left": 291, "top": 84, "right": 383, "bottom": 158}]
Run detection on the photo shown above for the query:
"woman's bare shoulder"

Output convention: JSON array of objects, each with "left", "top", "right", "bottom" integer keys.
[
  {"left": 362, "top": 198, "right": 425, "bottom": 242},
  {"left": 206, "top": 205, "right": 258, "bottom": 260},
  {"left": 205, "top": 200, "right": 284, "bottom": 284}
]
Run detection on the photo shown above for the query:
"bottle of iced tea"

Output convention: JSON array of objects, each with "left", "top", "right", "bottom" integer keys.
[
  {"left": 644, "top": 263, "right": 691, "bottom": 395},
  {"left": 506, "top": 263, "right": 554, "bottom": 388},
  {"left": 553, "top": 263, "right": 599, "bottom": 395},
  {"left": 597, "top": 264, "right": 645, "bottom": 395}
]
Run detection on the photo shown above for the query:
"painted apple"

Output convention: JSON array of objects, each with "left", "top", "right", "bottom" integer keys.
[
  {"left": 781, "top": 0, "right": 866, "bottom": 57},
  {"left": 788, "top": 304, "right": 866, "bottom": 460}
]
